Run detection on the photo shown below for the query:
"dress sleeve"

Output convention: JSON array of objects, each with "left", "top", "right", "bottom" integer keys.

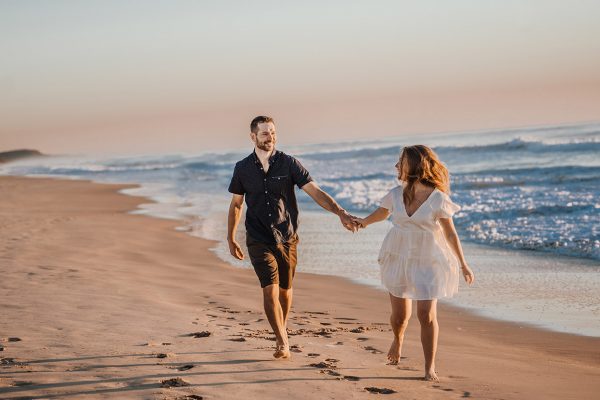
[
  {"left": 379, "top": 189, "right": 395, "bottom": 211},
  {"left": 436, "top": 192, "right": 461, "bottom": 219}
]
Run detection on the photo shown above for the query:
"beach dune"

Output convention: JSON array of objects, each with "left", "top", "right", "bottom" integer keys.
[{"left": 0, "top": 176, "right": 599, "bottom": 399}]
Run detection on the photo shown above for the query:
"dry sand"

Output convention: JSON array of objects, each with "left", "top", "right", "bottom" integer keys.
[{"left": 1, "top": 176, "right": 599, "bottom": 399}]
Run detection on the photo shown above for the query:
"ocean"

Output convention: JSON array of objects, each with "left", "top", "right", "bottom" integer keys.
[{"left": 2, "top": 122, "right": 599, "bottom": 336}]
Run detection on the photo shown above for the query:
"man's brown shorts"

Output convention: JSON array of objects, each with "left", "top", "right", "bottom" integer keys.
[{"left": 246, "top": 234, "right": 299, "bottom": 289}]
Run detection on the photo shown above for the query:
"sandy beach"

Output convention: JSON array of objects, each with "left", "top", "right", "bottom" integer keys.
[{"left": 1, "top": 176, "right": 599, "bottom": 400}]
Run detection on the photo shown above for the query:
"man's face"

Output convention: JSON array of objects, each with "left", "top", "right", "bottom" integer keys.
[{"left": 252, "top": 122, "right": 277, "bottom": 152}]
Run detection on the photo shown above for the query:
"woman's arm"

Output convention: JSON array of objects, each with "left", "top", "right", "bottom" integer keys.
[
  {"left": 439, "top": 217, "right": 475, "bottom": 284},
  {"left": 355, "top": 207, "right": 391, "bottom": 228}
]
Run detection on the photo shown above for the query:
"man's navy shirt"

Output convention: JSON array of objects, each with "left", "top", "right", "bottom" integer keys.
[{"left": 228, "top": 150, "right": 313, "bottom": 244}]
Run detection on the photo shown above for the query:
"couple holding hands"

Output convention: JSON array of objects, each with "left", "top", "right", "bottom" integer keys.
[{"left": 227, "top": 116, "right": 475, "bottom": 381}]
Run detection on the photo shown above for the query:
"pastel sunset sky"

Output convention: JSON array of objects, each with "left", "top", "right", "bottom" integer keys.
[{"left": 1, "top": 0, "right": 599, "bottom": 154}]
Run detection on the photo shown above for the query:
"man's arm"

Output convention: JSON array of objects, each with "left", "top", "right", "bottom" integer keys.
[
  {"left": 301, "top": 181, "right": 358, "bottom": 232},
  {"left": 227, "top": 194, "right": 245, "bottom": 260}
]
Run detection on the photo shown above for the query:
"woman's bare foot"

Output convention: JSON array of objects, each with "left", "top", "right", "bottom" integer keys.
[
  {"left": 273, "top": 344, "right": 291, "bottom": 359},
  {"left": 424, "top": 369, "right": 439, "bottom": 382},
  {"left": 387, "top": 338, "right": 401, "bottom": 365}
]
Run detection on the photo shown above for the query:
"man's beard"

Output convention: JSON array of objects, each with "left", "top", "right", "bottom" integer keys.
[{"left": 256, "top": 140, "right": 275, "bottom": 151}]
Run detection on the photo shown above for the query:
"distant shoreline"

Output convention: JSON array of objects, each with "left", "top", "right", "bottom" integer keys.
[{"left": 0, "top": 149, "right": 44, "bottom": 164}]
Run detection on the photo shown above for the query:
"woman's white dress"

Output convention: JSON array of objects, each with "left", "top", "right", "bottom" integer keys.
[{"left": 378, "top": 183, "right": 461, "bottom": 300}]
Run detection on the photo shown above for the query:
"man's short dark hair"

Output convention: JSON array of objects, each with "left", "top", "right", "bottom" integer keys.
[{"left": 250, "top": 116, "right": 275, "bottom": 133}]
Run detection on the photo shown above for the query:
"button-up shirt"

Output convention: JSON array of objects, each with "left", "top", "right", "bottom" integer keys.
[{"left": 228, "top": 150, "right": 313, "bottom": 244}]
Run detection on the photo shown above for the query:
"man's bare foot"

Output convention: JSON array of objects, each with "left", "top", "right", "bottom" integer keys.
[
  {"left": 273, "top": 344, "right": 291, "bottom": 359},
  {"left": 387, "top": 338, "right": 401, "bottom": 365},
  {"left": 424, "top": 369, "right": 439, "bottom": 382}
]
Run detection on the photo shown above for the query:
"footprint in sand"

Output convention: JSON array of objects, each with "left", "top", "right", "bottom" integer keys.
[
  {"left": 290, "top": 345, "right": 303, "bottom": 353},
  {"left": 363, "top": 346, "right": 383, "bottom": 354},
  {"left": 395, "top": 365, "right": 418, "bottom": 371},
  {"left": 307, "top": 353, "right": 320, "bottom": 357},
  {"left": 160, "top": 377, "right": 189, "bottom": 388},
  {"left": 343, "top": 375, "right": 361, "bottom": 381},
  {"left": 187, "top": 331, "right": 211, "bottom": 338},
  {"left": 177, "top": 395, "right": 204, "bottom": 400},
  {"left": 308, "top": 361, "right": 337, "bottom": 369},
  {"left": 0, "top": 337, "right": 22, "bottom": 342},
  {"left": 320, "top": 369, "right": 341, "bottom": 377},
  {"left": 176, "top": 364, "right": 195, "bottom": 371},
  {"left": 229, "top": 337, "right": 246, "bottom": 342},
  {"left": 365, "top": 387, "right": 396, "bottom": 394},
  {"left": 1, "top": 358, "right": 18, "bottom": 365},
  {"left": 11, "top": 381, "right": 35, "bottom": 387}
]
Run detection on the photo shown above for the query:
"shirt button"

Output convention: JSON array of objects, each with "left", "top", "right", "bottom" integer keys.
[
  {"left": 265, "top": 190, "right": 268, "bottom": 193},
  {"left": 264, "top": 178, "right": 266, "bottom": 181},
  {"left": 267, "top": 202, "right": 270, "bottom": 205},
  {"left": 268, "top": 214, "right": 272, "bottom": 217}
]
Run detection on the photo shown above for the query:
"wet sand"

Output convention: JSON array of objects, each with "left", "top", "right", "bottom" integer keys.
[{"left": 1, "top": 176, "right": 599, "bottom": 399}]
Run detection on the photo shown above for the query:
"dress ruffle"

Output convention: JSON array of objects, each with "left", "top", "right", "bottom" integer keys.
[{"left": 378, "top": 226, "right": 459, "bottom": 300}]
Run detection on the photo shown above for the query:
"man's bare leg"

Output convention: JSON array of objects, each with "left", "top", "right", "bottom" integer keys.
[
  {"left": 262, "top": 284, "right": 290, "bottom": 359},
  {"left": 279, "top": 287, "right": 293, "bottom": 327}
]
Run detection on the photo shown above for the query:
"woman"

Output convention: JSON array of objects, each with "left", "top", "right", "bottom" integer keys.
[{"left": 355, "top": 145, "right": 475, "bottom": 381}]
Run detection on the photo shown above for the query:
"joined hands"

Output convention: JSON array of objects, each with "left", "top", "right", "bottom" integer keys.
[{"left": 339, "top": 211, "right": 367, "bottom": 232}]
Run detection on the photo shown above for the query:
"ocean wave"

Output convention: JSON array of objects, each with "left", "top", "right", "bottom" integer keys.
[
  {"left": 452, "top": 165, "right": 600, "bottom": 188},
  {"left": 292, "top": 135, "right": 600, "bottom": 163},
  {"left": 435, "top": 136, "right": 600, "bottom": 154}
]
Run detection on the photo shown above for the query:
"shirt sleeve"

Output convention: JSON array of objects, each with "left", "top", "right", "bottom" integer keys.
[
  {"left": 290, "top": 157, "right": 313, "bottom": 188},
  {"left": 379, "top": 189, "right": 394, "bottom": 211},
  {"left": 228, "top": 164, "right": 245, "bottom": 195},
  {"left": 436, "top": 192, "right": 461, "bottom": 219}
]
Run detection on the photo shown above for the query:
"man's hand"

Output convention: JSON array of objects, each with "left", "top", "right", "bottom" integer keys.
[
  {"left": 228, "top": 240, "right": 245, "bottom": 260},
  {"left": 352, "top": 217, "right": 367, "bottom": 229},
  {"left": 339, "top": 211, "right": 360, "bottom": 233}
]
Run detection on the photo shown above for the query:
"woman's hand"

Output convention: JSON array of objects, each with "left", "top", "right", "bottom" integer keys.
[
  {"left": 461, "top": 264, "right": 475, "bottom": 285},
  {"left": 353, "top": 217, "right": 367, "bottom": 229}
]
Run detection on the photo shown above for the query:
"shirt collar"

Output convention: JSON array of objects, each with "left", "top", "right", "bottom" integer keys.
[{"left": 253, "top": 149, "right": 280, "bottom": 165}]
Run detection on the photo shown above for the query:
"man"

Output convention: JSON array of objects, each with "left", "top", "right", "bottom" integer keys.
[{"left": 227, "top": 115, "right": 358, "bottom": 359}]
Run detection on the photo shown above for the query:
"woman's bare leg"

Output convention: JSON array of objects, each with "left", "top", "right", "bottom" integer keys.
[
  {"left": 417, "top": 299, "right": 439, "bottom": 381},
  {"left": 388, "top": 294, "right": 411, "bottom": 364}
]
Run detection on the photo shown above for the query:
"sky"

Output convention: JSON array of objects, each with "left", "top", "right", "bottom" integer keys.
[{"left": 1, "top": 0, "right": 600, "bottom": 155}]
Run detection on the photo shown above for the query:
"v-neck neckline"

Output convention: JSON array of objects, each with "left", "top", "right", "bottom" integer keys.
[{"left": 402, "top": 187, "right": 437, "bottom": 218}]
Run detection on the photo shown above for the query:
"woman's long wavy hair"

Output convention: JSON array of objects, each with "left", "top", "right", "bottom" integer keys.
[{"left": 399, "top": 145, "right": 450, "bottom": 205}]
